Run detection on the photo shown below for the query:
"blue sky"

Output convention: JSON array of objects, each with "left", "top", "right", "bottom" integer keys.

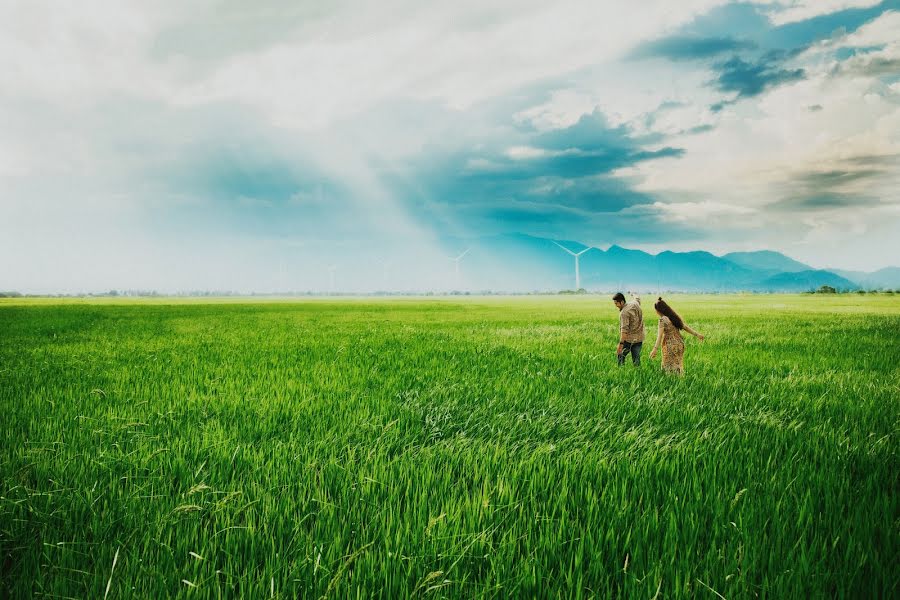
[{"left": 1, "top": 0, "right": 899, "bottom": 292}]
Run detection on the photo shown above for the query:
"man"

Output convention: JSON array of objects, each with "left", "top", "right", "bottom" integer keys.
[{"left": 613, "top": 292, "right": 644, "bottom": 367}]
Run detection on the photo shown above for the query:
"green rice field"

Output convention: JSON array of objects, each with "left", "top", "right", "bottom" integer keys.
[{"left": 1, "top": 295, "right": 898, "bottom": 598}]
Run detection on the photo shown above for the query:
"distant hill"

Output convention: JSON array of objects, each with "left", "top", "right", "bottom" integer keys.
[
  {"left": 436, "top": 234, "right": 869, "bottom": 292},
  {"left": 831, "top": 267, "right": 900, "bottom": 289},
  {"left": 723, "top": 251, "right": 811, "bottom": 273},
  {"left": 757, "top": 270, "right": 858, "bottom": 292}
]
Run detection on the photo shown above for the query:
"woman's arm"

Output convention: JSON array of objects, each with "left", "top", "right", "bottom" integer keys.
[
  {"left": 683, "top": 324, "right": 705, "bottom": 340},
  {"left": 649, "top": 321, "right": 664, "bottom": 358}
]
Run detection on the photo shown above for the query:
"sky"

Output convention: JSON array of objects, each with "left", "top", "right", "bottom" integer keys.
[{"left": 1, "top": 0, "right": 899, "bottom": 293}]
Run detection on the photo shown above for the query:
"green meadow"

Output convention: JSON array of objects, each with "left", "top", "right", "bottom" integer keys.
[{"left": 1, "top": 295, "right": 897, "bottom": 598}]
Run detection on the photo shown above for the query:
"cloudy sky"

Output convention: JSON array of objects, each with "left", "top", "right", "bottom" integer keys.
[{"left": 2, "top": 0, "right": 899, "bottom": 292}]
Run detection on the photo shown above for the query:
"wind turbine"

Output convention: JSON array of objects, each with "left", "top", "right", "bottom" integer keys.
[
  {"left": 450, "top": 248, "right": 470, "bottom": 288},
  {"left": 552, "top": 241, "right": 592, "bottom": 290}
]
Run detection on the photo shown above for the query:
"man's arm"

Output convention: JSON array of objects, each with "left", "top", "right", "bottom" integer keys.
[{"left": 619, "top": 308, "right": 631, "bottom": 344}]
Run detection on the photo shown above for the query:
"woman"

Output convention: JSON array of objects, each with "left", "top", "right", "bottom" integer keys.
[{"left": 648, "top": 297, "right": 704, "bottom": 374}]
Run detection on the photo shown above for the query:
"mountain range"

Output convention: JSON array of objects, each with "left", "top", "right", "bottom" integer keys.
[{"left": 443, "top": 234, "right": 897, "bottom": 292}]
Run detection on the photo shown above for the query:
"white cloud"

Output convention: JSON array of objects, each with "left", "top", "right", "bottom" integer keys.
[
  {"left": 761, "top": 0, "right": 883, "bottom": 26},
  {"left": 0, "top": 1, "right": 184, "bottom": 101},
  {"left": 169, "top": 0, "right": 728, "bottom": 130},
  {"left": 505, "top": 146, "right": 587, "bottom": 160},
  {"left": 513, "top": 90, "right": 597, "bottom": 131},
  {"left": 505, "top": 146, "right": 550, "bottom": 159},
  {"left": 646, "top": 201, "right": 757, "bottom": 222},
  {"left": 837, "top": 9, "right": 900, "bottom": 46}
]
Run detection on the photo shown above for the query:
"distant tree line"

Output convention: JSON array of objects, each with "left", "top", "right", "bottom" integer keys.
[{"left": 810, "top": 285, "right": 896, "bottom": 294}]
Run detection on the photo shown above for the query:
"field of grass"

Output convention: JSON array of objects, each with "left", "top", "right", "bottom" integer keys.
[{"left": 1, "top": 294, "right": 897, "bottom": 598}]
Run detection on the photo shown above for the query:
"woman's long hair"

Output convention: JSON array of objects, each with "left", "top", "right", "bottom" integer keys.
[{"left": 654, "top": 297, "right": 684, "bottom": 330}]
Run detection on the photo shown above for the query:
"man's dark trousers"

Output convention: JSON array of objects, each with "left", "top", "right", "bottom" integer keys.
[{"left": 618, "top": 341, "right": 642, "bottom": 366}]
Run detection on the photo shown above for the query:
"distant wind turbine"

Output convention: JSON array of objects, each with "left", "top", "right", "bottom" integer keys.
[
  {"left": 552, "top": 241, "right": 592, "bottom": 290},
  {"left": 450, "top": 248, "right": 470, "bottom": 288}
]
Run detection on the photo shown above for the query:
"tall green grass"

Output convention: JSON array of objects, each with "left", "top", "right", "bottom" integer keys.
[{"left": 1, "top": 295, "right": 897, "bottom": 598}]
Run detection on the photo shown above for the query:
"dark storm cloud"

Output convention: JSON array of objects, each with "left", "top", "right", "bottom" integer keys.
[
  {"left": 769, "top": 192, "right": 881, "bottom": 211},
  {"left": 434, "top": 194, "right": 706, "bottom": 246},
  {"left": 674, "top": 1, "right": 894, "bottom": 50},
  {"left": 375, "top": 107, "right": 688, "bottom": 242},
  {"left": 796, "top": 169, "right": 885, "bottom": 188},
  {"left": 630, "top": 36, "right": 757, "bottom": 61},
  {"left": 834, "top": 45, "right": 886, "bottom": 60},
  {"left": 711, "top": 54, "right": 805, "bottom": 98},
  {"left": 768, "top": 164, "right": 891, "bottom": 212},
  {"left": 834, "top": 56, "right": 900, "bottom": 77},
  {"left": 685, "top": 123, "right": 715, "bottom": 134},
  {"left": 630, "top": 1, "right": 897, "bottom": 109},
  {"left": 843, "top": 153, "right": 900, "bottom": 167}
]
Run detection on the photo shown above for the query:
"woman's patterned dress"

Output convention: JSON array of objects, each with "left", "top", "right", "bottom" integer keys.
[{"left": 659, "top": 316, "right": 685, "bottom": 374}]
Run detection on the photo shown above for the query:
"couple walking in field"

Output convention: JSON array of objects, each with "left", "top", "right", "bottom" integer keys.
[{"left": 613, "top": 292, "right": 704, "bottom": 375}]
